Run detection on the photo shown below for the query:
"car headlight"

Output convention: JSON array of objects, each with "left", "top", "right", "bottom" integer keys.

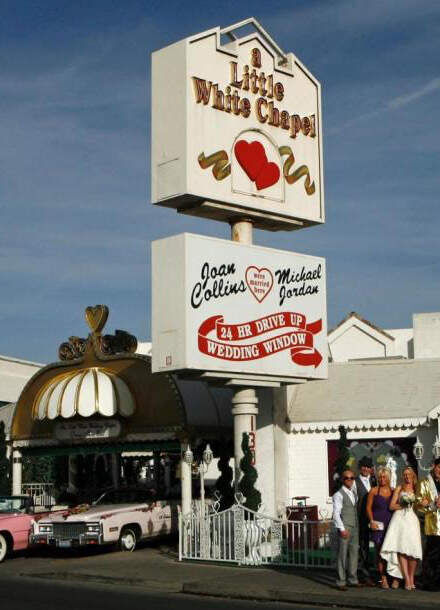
[
  {"left": 39, "top": 524, "right": 53, "bottom": 533},
  {"left": 86, "top": 523, "right": 100, "bottom": 533}
]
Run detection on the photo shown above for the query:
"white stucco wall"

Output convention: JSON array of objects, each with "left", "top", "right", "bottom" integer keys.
[
  {"left": 255, "top": 388, "right": 275, "bottom": 516},
  {"left": 329, "top": 325, "right": 388, "bottom": 362},
  {"left": 414, "top": 313, "right": 440, "bottom": 359},
  {"left": 386, "top": 328, "right": 413, "bottom": 359},
  {"left": 0, "top": 355, "right": 42, "bottom": 403}
]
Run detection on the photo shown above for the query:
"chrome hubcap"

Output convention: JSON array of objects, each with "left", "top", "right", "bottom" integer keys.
[{"left": 122, "top": 533, "right": 135, "bottom": 550}]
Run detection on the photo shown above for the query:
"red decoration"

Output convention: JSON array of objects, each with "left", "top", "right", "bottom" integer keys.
[
  {"left": 245, "top": 266, "right": 273, "bottom": 303},
  {"left": 234, "top": 139, "right": 280, "bottom": 190},
  {"left": 255, "top": 161, "right": 280, "bottom": 191}
]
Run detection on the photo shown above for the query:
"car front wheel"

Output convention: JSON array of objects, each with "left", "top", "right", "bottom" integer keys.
[
  {"left": 118, "top": 527, "right": 136, "bottom": 552},
  {"left": 0, "top": 533, "right": 9, "bottom": 563}
]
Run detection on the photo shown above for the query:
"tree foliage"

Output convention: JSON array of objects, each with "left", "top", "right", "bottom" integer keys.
[
  {"left": 238, "top": 432, "right": 261, "bottom": 512},
  {"left": 23, "top": 455, "right": 57, "bottom": 485},
  {"left": 334, "top": 424, "right": 351, "bottom": 491}
]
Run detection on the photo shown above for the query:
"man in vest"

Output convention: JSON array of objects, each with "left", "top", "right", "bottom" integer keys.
[
  {"left": 333, "top": 469, "right": 361, "bottom": 590},
  {"left": 355, "top": 456, "right": 376, "bottom": 585}
]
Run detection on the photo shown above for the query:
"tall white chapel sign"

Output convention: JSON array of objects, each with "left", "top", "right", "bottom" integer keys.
[{"left": 151, "top": 22, "right": 324, "bottom": 231}]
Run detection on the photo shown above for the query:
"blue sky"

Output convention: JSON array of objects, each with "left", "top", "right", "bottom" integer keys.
[{"left": 1, "top": 0, "right": 439, "bottom": 363}]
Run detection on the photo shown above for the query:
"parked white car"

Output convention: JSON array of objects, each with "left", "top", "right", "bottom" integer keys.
[{"left": 31, "top": 489, "right": 179, "bottom": 552}]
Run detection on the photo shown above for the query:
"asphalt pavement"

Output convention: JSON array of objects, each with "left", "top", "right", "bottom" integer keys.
[
  {"left": 2, "top": 541, "right": 440, "bottom": 609},
  {"left": 0, "top": 576, "right": 340, "bottom": 610}
]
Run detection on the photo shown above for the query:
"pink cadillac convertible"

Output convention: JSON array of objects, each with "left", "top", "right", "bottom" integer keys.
[
  {"left": 31, "top": 489, "right": 179, "bottom": 553},
  {"left": 0, "top": 495, "right": 48, "bottom": 563}
]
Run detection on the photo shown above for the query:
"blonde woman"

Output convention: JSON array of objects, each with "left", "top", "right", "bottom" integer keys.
[
  {"left": 380, "top": 467, "right": 422, "bottom": 590},
  {"left": 366, "top": 467, "right": 397, "bottom": 589}
]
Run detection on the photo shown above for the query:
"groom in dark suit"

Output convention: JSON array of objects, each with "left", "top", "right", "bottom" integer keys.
[{"left": 355, "top": 456, "right": 376, "bottom": 585}]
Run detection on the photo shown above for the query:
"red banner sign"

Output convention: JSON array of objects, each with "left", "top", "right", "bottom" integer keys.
[{"left": 198, "top": 312, "right": 322, "bottom": 368}]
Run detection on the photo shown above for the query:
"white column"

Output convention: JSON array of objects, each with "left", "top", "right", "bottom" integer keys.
[
  {"left": 180, "top": 444, "right": 193, "bottom": 517},
  {"left": 231, "top": 388, "right": 259, "bottom": 489},
  {"left": 12, "top": 448, "right": 22, "bottom": 496}
]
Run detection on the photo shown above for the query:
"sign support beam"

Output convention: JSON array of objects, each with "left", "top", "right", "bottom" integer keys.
[{"left": 230, "top": 218, "right": 259, "bottom": 489}]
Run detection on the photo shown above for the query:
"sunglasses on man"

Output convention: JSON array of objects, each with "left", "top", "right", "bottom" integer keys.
[{"left": 343, "top": 476, "right": 355, "bottom": 481}]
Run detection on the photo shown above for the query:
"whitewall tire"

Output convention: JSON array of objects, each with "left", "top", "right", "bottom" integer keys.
[{"left": 0, "top": 534, "right": 9, "bottom": 563}]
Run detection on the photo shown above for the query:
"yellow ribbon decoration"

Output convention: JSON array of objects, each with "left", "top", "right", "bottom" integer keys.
[
  {"left": 198, "top": 146, "right": 315, "bottom": 195},
  {"left": 198, "top": 150, "right": 231, "bottom": 180},
  {"left": 279, "top": 146, "right": 315, "bottom": 195}
]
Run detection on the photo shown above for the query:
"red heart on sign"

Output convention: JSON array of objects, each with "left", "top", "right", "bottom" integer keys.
[
  {"left": 255, "top": 162, "right": 280, "bottom": 191},
  {"left": 234, "top": 140, "right": 267, "bottom": 182},
  {"left": 245, "top": 266, "right": 274, "bottom": 303}
]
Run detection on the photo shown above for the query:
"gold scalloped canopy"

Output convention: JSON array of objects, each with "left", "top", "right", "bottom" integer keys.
[{"left": 12, "top": 348, "right": 186, "bottom": 442}]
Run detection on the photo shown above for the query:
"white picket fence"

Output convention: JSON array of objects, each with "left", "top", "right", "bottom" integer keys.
[
  {"left": 179, "top": 501, "right": 335, "bottom": 568},
  {"left": 21, "top": 483, "right": 55, "bottom": 508}
]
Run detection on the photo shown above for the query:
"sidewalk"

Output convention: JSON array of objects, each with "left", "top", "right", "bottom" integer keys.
[{"left": 7, "top": 543, "right": 440, "bottom": 609}]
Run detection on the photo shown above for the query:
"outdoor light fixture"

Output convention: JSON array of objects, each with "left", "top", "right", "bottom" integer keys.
[
  {"left": 434, "top": 436, "right": 440, "bottom": 460},
  {"left": 198, "top": 443, "right": 214, "bottom": 517},
  {"left": 413, "top": 437, "right": 424, "bottom": 461},
  {"left": 202, "top": 443, "right": 213, "bottom": 467},
  {"left": 413, "top": 435, "right": 440, "bottom": 472},
  {"left": 183, "top": 445, "right": 194, "bottom": 466}
]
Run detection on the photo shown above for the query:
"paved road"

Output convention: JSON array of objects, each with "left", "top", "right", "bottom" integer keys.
[
  {"left": 2, "top": 544, "right": 435, "bottom": 610},
  {"left": 0, "top": 575, "right": 343, "bottom": 610}
]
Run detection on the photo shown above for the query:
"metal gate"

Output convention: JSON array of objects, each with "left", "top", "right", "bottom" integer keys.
[{"left": 179, "top": 501, "right": 335, "bottom": 568}]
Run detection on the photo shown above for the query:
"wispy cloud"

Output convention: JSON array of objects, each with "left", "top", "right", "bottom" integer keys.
[
  {"left": 388, "top": 77, "right": 440, "bottom": 109},
  {"left": 328, "top": 77, "right": 440, "bottom": 134}
]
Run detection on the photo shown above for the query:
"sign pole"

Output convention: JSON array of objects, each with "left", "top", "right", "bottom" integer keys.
[{"left": 230, "top": 219, "right": 259, "bottom": 489}]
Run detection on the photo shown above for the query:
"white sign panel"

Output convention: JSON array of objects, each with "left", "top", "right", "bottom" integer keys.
[
  {"left": 151, "top": 20, "right": 324, "bottom": 231},
  {"left": 54, "top": 419, "right": 121, "bottom": 441},
  {"left": 152, "top": 234, "right": 327, "bottom": 380}
]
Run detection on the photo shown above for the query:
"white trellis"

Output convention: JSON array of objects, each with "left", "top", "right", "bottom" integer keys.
[{"left": 179, "top": 497, "right": 335, "bottom": 569}]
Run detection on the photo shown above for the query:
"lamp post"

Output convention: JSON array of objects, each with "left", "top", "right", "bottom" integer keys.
[
  {"left": 182, "top": 444, "right": 194, "bottom": 517},
  {"left": 199, "top": 444, "right": 213, "bottom": 517},
  {"left": 413, "top": 435, "right": 440, "bottom": 473}
]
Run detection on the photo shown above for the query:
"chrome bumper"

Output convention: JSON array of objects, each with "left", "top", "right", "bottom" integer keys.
[{"left": 30, "top": 533, "right": 103, "bottom": 547}]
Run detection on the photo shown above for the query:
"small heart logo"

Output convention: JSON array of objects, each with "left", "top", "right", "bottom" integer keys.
[
  {"left": 234, "top": 140, "right": 267, "bottom": 181},
  {"left": 234, "top": 139, "right": 280, "bottom": 191},
  {"left": 256, "top": 162, "right": 280, "bottom": 191},
  {"left": 245, "top": 266, "right": 274, "bottom": 303},
  {"left": 85, "top": 305, "right": 109, "bottom": 333}
]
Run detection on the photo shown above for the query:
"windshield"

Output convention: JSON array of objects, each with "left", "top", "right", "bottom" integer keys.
[
  {"left": 0, "top": 496, "right": 28, "bottom": 513},
  {"left": 94, "top": 490, "right": 156, "bottom": 505}
]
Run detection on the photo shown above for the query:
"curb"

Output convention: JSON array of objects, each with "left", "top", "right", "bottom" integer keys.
[
  {"left": 181, "top": 581, "right": 437, "bottom": 610},
  {"left": 21, "top": 571, "right": 439, "bottom": 609}
]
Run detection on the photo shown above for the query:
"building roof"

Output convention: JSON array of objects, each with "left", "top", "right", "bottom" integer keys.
[
  {"left": 328, "top": 311, "right": 395, "bottom": 341},
  {"left": 288, "top": 358, "right": 440, "bottom": 432}
]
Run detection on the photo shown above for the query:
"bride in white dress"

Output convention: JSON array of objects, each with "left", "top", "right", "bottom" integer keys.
[{"left": 380, "top": 467, "right": 423, "bottom": 590}]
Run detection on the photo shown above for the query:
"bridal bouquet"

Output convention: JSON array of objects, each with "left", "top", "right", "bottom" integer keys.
[{"left": 399, "top": 492, "right": 416, "bottom": 508}]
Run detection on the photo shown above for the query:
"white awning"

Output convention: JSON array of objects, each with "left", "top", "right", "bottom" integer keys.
[{"left": 33, "top": 367, "right": 135, "bottom": 420}]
